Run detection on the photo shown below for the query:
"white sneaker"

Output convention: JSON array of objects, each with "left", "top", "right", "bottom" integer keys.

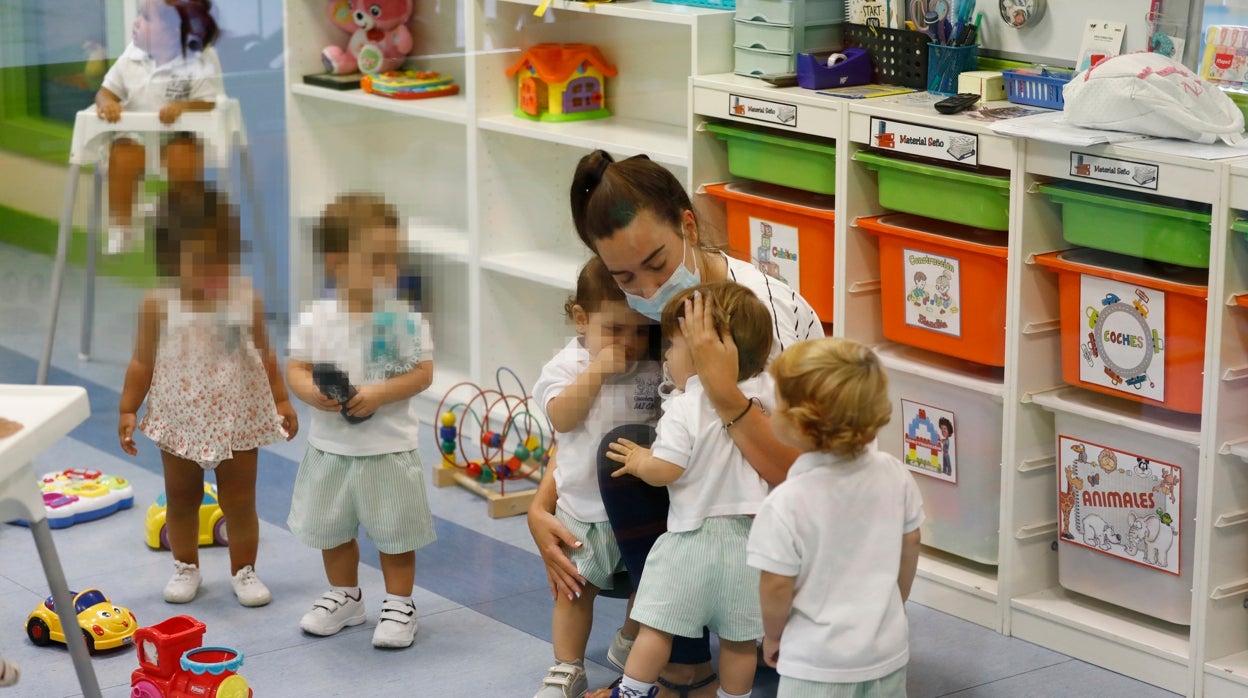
[
  {"left": 230, "top": 565, "right": 271, "bottom": 607},
  {"left": 163, "top": 561, "right": 201, "bottom": 604},
  {"left": 371, "top": 598, "right": 417, "bottom": 649},
  {"left": 607, "top": 628, "right": 635, "bottom": 672},
  {"left": 533, "top": 663, "right": 587, "bottom": 698},
  {"left": 0, "top": 657, "right": 19, "bottom": 686},
  {"left": 299, "top": 588, "right": 366, "bottom": 636}
]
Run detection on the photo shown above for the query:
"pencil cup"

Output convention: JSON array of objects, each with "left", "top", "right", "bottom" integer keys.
[{"left": 927, "top": 44, "right": 978, "bottom": 95}]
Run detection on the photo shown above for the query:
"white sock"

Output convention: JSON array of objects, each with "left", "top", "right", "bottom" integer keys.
[
  {"left": 618, "top": 676, "right": 654, "bottom": 697},
  {"left": 557, "top": 658, "right": 585, "bottom": 668},
  {"left": 332, "top": 586, "right": 361, "bottom": 600},
  {"left": 718, "top": 690, "right": 750, "bottom": 698},
  {"left": 384, "top": 592, "right": 413, "bottom": 606}
]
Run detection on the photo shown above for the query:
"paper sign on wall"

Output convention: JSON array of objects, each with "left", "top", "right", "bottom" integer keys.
[
  {"left": 1077, "top": 19, "right": 1127, "bottom": 71},
  {"left": 748, "top": 216, "right": 801, "bottom": 292},
  {"left": 870, "top": 117, "right": 978, "bottom": 165},
  {"left": 903, "top": 248, "right": 962, "bottom": 337},
  {"left": 1078, "top": 275, "right": 1166, "bottom": 402},
  {"left": 901, "top": 399, "right": 957, "bottom": 483},
  {"left": 1059, "top": 435, "right": 1181, "bottom": 576},
  {"left": 1071, "top": 152, "right": 1159, "bottom": 191},
  {"left": 729, "top": 94, "right": 797, "bottom": 127}
]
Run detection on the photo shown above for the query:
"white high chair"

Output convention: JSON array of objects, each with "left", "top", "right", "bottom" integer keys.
[{"left": 36, "top": 96, "right": 274, "bottom": 385}]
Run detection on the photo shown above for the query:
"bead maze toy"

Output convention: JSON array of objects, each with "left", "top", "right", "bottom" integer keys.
[
  {"left": 433, "top": 368, "right": 553, "bottom": 518},
  {"left": 131, "top": 615, "right": 252, "bottom": 698}
]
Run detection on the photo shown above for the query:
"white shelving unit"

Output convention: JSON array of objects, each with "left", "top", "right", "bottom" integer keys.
[{"left": 284, "top": 0, "right": 733, "bottom": 411}]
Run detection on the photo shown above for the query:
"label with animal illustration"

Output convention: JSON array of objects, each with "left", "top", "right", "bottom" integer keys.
[
  {"left": 903, "top": 248, "right": 961, "bottom": 337},
  {"left": 1058, "top": 435, "right": 1181, "bottom": 576},
  {"left": 747, "top": 216, "right": 800, "bottom": 291},
  {"left": 1070, "top": 152, "right": 1160, "bottom": 191},
  {"left": 1077, "top": 275, "right": 1166, "bottom": 402},
  {"left": 729, "top": 94, "right": 797, "bottom": 127},
  {"left": 869, "top": 117, "right": 978, "bottom": 165},
  {"left": 901, "top": 400, "right": 957, "bottom": 483}
]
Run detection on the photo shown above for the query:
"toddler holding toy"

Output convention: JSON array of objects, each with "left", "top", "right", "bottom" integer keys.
[
  {"left": 530, "top": 257, "right": 660, "bottom": 698},
  {"left": 95, "top": 0, "right": 222, "bottom": 254},
  {"left": 286, "top": 193, "right": 437, "bottom": 650},
  {"left": 118, "top": 181, "right": 297, "bottom": 607},
  {"left": 747, "top": 338, "right": 923, "bottom": 697},
  {"left": 606, "top": 280, "right": 774, "bottom": 698}
]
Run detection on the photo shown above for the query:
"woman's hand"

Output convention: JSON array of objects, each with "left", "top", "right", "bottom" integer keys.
[
  {"left": 680, "top": 291, "right": 743, "bottom": 410},
  {"left": 527, "top": 506, "right": 586, "bottom": 601}
]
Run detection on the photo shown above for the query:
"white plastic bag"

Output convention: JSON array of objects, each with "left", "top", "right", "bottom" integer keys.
[{"left": 1063, "top": 52, "right": 1246, "bottom": 144}]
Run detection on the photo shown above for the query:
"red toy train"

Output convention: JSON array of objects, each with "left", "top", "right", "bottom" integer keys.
[{"left": 130, "top": 615, "right": 252, "bottom": 698}]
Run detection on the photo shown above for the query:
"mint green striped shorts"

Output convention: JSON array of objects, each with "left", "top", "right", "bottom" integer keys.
[
  {"left": 555, "top": 505, "right": 625, "bottom": 590},
  {"left": 288, "top": 446, "right": 437, "bottom": 555},
  {"left": 630, "top": 516, "right": 761, "bottom": 642},
  {"left": 779, "top": 668, "right": 908, "bottom": 698}
]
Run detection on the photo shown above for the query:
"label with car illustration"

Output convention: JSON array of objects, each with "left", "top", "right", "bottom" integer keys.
[
  {"left": 903, "top": 248, "right": 961, "bottom": 338},
  {"left": 1078, "top": 275, "right": 1165, "bottom": 402},
  {"left": 748, "top": 216, "right": 800, "bottom": 291},
  {"left": 1058, "top": 435, "right": 1180, "bottom": 576}
]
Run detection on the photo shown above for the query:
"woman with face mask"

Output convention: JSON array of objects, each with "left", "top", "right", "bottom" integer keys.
[{"left": 528, "top": 151, "right": 823, "bottom": 698}]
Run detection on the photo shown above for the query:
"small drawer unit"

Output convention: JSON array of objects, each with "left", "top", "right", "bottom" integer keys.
[
  {"left": 735, "top": 46, "right": 797, "bottom": 77},
  {"left": 1034, "top": 390, "right": 1200, "bottom": 626},
  {"left": 1040, "top": 181, "right": 1213, "bottom": 269},
  {"left": 1034, "top": 248, "right": 1209, "bottom": 415},
  {"left": 732, "top": 0, "right": 845, "bottom": 78},
  {"left": 735, "top": 0, "right": 845, "bottom": 27},
  {"left": 705, "top": 181, "right": 836, "bottom": 322},
  {"left": 734, "top": 18, "right": 841, "bottom": 55},
  {"left": 857, "top": 214, "right": 1009, "bottom": 367},
  {"left": 879, "top": 348, "right": 1004, "bottom": 565},
  {"left": 857, "top": 151, "right": 1011, "bottom": 231},
  {"left": 706, "top": 121, "right": 837, "bottom": 195}
]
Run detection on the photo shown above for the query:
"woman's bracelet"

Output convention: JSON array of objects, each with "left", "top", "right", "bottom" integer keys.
[{"left": 723, "top": 397, "right": 760, "bottom": 430}]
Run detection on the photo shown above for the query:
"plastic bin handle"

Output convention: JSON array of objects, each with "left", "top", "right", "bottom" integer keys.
[
  {"left": 706, "top": 122, "right": 838, "bottom": 156},
  {"left": 855, "top": 150, "right": 1009, "bottom": 189},
  {"left": 1037, "top": 183, "right": 1212, "bottom": 224},
  {"left": 1032, "top": 250, "right": 1209, "bottom": 298}
]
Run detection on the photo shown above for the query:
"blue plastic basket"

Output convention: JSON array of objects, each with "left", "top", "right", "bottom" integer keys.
[
  {"left": 654, "top": 0, "right": 734, "bottom": 9},
  {"left": 1002, "top": 67, "right": 1076, "bottom": 109}
]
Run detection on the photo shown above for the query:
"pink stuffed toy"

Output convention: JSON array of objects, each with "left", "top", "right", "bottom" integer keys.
[{"left": 322, "top": 0, "right": 414, "bottom": 75}]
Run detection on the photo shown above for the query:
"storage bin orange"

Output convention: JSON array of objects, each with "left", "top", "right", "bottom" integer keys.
[
  {"left": 704, "top": 180, "right": 835, "bottom": 322},
  {"left": 857, "top": 214, "right": 1009, "bottom": 366},
  {"left": 1034, "top": 249, "right": 1209, "bottom": 415}
]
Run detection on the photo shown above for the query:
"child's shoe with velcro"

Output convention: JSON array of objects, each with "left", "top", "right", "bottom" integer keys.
[
  {"left": 607, "top": 628, "right": 635, "bottom": 672},
  {"left": 610, "top": 685, "right": 658, "bottom": 698},
  {"left": 300, "top": 588, "right": 366, "bottom": 636},
  {"left": 371, "top": 598, "right": 418, "bottom": 648},
  {"left": 533, "top": 663, "right": 587, "bottom": 698}
]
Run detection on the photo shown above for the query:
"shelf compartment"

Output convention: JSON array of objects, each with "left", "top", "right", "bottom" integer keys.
[
  {"left": 855, "top": 151, "right": 1011, "bottom": 231},
  {"left": 911, "top": 546, "right": 999, "bottom": 631},
  {"left": 1207, "top": 651, "right": 1248, "bottom": 697},
  {"left": 498, "top": 0, "right": 734, "bottom": 25},
  {"left": 477, "top": 114, "right": 688, "bottom": 167},
  {"left": 291, "top": 83, "right": 469, "bottom": 124},
  {"left": 481, "top": 249, "right": 591, "bottom": 291},
  {"left": 1011, "top": 587, "right": 1190, "bottom": 694},
  {"left": 407, "top": 218, "right": 470, "bottom": 262},
  {"left": 705, "top": 122, "right": 837, "bottom": 194}
]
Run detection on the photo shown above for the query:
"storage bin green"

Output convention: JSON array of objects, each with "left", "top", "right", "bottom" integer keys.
[
  {"left": 1039, "top": 181, "right": 1213, "bottom": 268},
  {"left": 856, "top": 151, "right": 1010, "bottom": 230},
  {"left": 706, "top": 122, "right": 837, "bottom": 195},
  {"left": 1232, "top": 217, "right": 1248, "bottom": 245}
]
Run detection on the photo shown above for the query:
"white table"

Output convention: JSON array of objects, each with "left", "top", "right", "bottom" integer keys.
[{"left": 0, "top": 385, "right": 101, "bottom": 697}]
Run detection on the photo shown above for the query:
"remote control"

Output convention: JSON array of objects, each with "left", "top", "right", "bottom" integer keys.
[
  {"left": 759, "top": 72, "right": 799, "bottom": 87},
  {"left": 934, "top": 93, "right": 981, "bottom": 114},
  {"left": 311, "top": 363, "right": 372, "bottom": 424}
]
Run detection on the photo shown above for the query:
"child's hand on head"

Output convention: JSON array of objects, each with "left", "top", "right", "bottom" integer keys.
[
  {"left": 118, "top": 413, "right": 138, "bottom": 455},
  {"left": 159, "top": 103, "right": 185, "bottom": 124},
  {"left": 681, "top": 292, "right": 739, "bottom": 388},
  {"left": 97, "top": 101, "right": 122, "bottom": 122},
  {"left": 591, "top": 343, "right": 629, "bottom": 376},
  {"left": 605, "top": 437, "right": 650, "bottom": 478},
  {"left": 275, "top": 400, "right": 299, "bottom": 440},
  {"left": 344, "top": 384, "right": 386, "bottom": 419}
]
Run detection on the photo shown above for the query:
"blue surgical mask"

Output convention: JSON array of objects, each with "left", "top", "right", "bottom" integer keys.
[{"left": 623, "top": 242, "right": 701, "bottom": 321}]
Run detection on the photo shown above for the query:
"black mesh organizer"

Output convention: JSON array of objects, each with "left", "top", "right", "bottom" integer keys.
[{"left": 841, "top": 23, "right": 932, "bottom": 90}]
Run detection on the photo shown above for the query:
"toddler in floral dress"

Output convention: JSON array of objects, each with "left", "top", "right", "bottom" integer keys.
[{"left": 119, "top": 181, "right": 297, "bottom": 606}]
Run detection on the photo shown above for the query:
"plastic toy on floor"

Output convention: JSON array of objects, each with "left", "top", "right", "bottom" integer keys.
[
  {"left": 131, "top": 615, "right": 252, "bottom": 698},
  {"left": 26, "top": 588, "right": 138, "bottom": 652},
  {"left": 9, "top": 468, "right": 135, "bottom": 529},
  {"left": 433, "top": 367, "right": 554, "bottom": 518},
  {"left": 145, "top": 483, "right": 228, "bottom": 550}
]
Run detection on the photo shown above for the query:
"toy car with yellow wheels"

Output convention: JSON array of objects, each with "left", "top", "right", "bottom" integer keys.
[
  {"left": 26, "top": 588, "right": 137, "bottom": 651},
  {"left": 145, "top": 483, "right": 227, "bottom": 550}
]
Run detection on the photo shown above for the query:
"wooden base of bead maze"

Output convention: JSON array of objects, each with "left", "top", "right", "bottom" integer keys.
[{"left": 431, "top": 463, "right": 540, "bottom": 519}]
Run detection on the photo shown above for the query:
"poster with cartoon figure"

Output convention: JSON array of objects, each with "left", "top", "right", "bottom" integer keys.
[
  {"left": 1059, "top": 435, "right": 1180, "bottom": 576},
  {"left": 901, "top": 400, "right": 956, "bottom": 483},
  {"left": 903, "top": 249, "right": 961, "bottom": 337},
  {"left": 1078, "top": 275, "right": 1166, "bottom": 402},
  {"left": 749, "top": 216, "right": 799, "bottom": 290}
]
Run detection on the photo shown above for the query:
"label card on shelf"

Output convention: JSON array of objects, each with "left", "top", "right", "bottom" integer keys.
[
  {"left": 903, "top": 248, "right": 962, "bottom": 337},
  {"left": 901, "top": 399, "right": 958, "bottom": 483},
  {"left": 729, "top": 94, "right": 798, "bottom": 128},
  {"left": 1058, "top": 435, "right": 1181, "bottom": 576},
  {"left": 869, "top": 117, "right": 978, "bottom": 165},
  {"left": 1070, "top": 152, "right": 1160, "bottom": 191},
  {"left": 748, "top": 215, "right": 801, "bottom": 292},
  {"left": 1078, "top": 275, "right": 1166, "bottom": 402}
]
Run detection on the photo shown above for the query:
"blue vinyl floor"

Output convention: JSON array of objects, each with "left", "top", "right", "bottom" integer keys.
[{"left": 0, "top": 243, "right": 1181, "bottom": 697}]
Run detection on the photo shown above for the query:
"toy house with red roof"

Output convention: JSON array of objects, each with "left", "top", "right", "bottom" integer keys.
[{"left": 505, "top": 43, "right": 618, "bottom": 122}]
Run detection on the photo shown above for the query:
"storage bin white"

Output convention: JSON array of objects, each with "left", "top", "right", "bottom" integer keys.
[
  {"left": 877, "top": 347, "right": 1004, "bottom": 565},
  {"left": 735, "top": 0, "right": 845, "bottom": 26},
  {"left": 735, "top": 46, "right": 796, "bottom": 77},
  {"left": 734, "top": 18, "right": 842, "bottom": 54},
  {"left": 1034, "top": 389, "right": 1200, "bottom": 626}
]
